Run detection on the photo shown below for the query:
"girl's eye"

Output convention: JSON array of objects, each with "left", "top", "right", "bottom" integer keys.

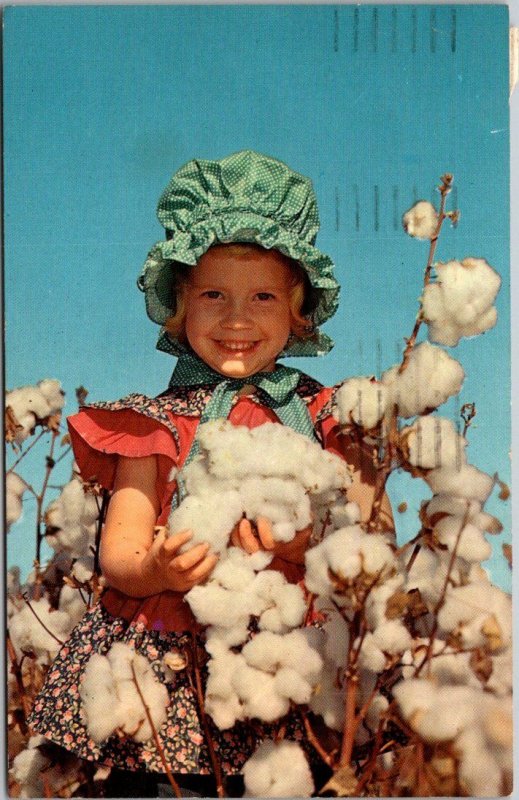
[
  {"left": 202, "top": 290, "right": 223, "bottom": 299},
  {"left": 255, "top": 292, "right": 276, "bottom": 301}
]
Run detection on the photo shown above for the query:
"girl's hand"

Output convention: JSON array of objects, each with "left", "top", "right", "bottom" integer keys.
[
  {"left": 230, "top": 517, "right": 312, "bottom": 565},
  {"left": 141, "top": 528, "right": 219, "bottom": 593}
]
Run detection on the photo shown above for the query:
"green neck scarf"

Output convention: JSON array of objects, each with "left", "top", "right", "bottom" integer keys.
[{"left": 168, "top": 351, "right": 317, "bottom": 467}]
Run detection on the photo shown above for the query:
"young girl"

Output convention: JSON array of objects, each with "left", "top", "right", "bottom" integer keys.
[{"left": 28, "top": 150, "right": 393, "bottom": 796}]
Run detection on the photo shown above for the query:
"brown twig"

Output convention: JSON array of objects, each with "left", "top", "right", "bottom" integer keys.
[
  {"left": 36, "top": 430, "right": 60, "bottom": 563},
  {"left": 300, "top": 709, "right": 335, "bottom": 767},
  {"left": 367, "top": 408, "right": 399, "bottom": 533},
  {"left": 414, "top": 503, "right": 471, "bottom": 677},
  {"left": 129, "top": 662, "right": 181, "bottom": 798},
  {"left": 190, "top": 633, "right": 225, "bottom": 798},
  {"left": 399, "top": 174, "right": 454, "bottom": 374},
  {"left": 6, "top": 429, "right": 46, "bottom": 473},
  {"left": 21, "top": 593, "right": 65, "bottom": 646}
]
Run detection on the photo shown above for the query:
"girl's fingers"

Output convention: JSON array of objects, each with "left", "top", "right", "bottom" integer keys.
[
  {"left": 185, "top": 553, "right": 219, "bottom": 585},
  {"left": 170, "top": 541, "right": 211, "bottom": 573},
  {"left": 256, "top": 517, "right": 275, "bottom": 550},
  {"left": 238, "top": 518, "right": 260, "bottom": 553},
  {"left": 163, "top": 529, "right": 193, "bottom": 554}
]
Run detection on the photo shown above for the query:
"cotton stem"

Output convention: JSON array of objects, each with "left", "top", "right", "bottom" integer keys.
[
  {"left": 129, "top": 662, "right": 181, "bottom": 798},
  {"left": 399, "top": 174, "right": 454, "bottom": 374},
  {"left": 190, "top": 633, "right": 225, "bottom": 798}
]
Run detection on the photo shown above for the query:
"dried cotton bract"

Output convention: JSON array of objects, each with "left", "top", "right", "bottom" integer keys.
[
  {"left": 242, "top": 740, "right": 314, "bottom": 797},
  {"left": 382, "top": 342, "right": 464, "bottom": 417},
  {"left": 422, "top": 258, "right": 501, "bottom": 346},
  {"left": 80, "top": 642, "right": 168, "bottom": 743},
  {"left": 402, "top": 201, "right": 439, "bottom": 239}
]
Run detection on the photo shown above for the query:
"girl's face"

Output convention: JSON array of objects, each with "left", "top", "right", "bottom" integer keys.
[{"left": 184, "top": 246, "right": 293, "bottom": 377}]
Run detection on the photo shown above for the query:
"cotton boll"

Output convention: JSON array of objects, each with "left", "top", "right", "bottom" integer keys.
[
  {"left": 6, "top": 386, "right": 52, "bottom": 425},
  {"left": 402, "top": 201, "right": 439, "bottom": 239},
  {"left": 438, "top": 583, "right": 511, "bottom": 651},
  {"left": 71, "top": 556, "right": 95, "bottom": 583},
  {"left": 233, "top": 664, "right": 290, "bottom": 722},
  {"left": 274, "top": 667, "right": 314, "bottom": 704},
  {"left": 486, "top": 647, "right": 512, "bottom": 696},
  {"left": 422, "top": 258, "right": 501, "bottom": 347},
  {"left": 6, "top": 472, "right": 28, "bottom": 530},
  {"left": 242, "top": 740, "right": 314, "bottom": 798},
  {"left": 206, "top": 691, "right": 244, "bottom": 730},
  {"left": 37, "top": 379, "right": 65, "bottom": 413},
  {"left": 425, "top": 493, "right": 482, "bottom": 521},
  {"left": 382, "top": 342, "right": 464, "bottom": 417},
  {"left": 401, "top": 416, "right": 467, "bottom": 470},
  {"left": 9, "top": 599, "right": 73, "bottom": 663},
  {"left": 10, "top": 737, "right": 49, "bottom": 798},
  {"left": 425, "top": 464, "right": 494, "bottom": 502},
  {"left": 210, "top": 549, "right": 257, "bottom": 591},
  {"left": 434, "top": 516, "right": 492, "bottom": 562},
  {"left": 372, "top": 620, "right": 412, "bottom": 655},
  {"left": 358, "top": 633, "right": 387, "bottom": 672},
  {"left": 81, "top": 653, "right": 123, "bottom": 742},
  {"left": 59, "top": 585, "right": 88, "bottom": 627},
  {"left": 358, "top": 534, "right": 396, "bottom": 576},
  {"left": 393, "top": 678, "right": 437, "bottom": 723},
  {"left": 258, "top": 582, "right": 306, "bottom": 632},
  {"left": 169, "top": 490, "right": 243, "bottom": 555},
  {"left": 456, "top": 727, "right": 503, "bottom": 797},
  {"left": 185, "top": 583, "right": 252, "bottom": 629},
  {"left": 330, "top": 500, "right": 361, "bottom": 529},
  {"left": 332, "top": 377, "right": 388, "bottom": 429}
]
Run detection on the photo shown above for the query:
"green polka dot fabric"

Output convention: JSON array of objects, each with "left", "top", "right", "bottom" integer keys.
[{"left": 136, "top": 150, "right": 340, "bottom": 358}]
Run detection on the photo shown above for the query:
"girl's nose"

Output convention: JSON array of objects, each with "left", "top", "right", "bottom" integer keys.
[{"left": 219, "top": 300, "right": 253, "bottom": 329}]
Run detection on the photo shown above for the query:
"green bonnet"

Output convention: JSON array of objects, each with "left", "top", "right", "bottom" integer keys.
[{"left": 137, "top": 150, "right": 340, "bottom": 357}]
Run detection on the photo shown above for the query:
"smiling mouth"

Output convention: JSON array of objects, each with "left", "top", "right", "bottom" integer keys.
[{"left": 214, "top": 340, "right": 259, "bottom": 352}]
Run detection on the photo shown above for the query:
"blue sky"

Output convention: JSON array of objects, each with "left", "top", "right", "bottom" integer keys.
[{"left": 4, "top": 5, "right": 511, "bottom": 590}]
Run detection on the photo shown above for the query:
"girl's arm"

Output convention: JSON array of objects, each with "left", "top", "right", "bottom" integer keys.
[{"left": 100, "top": 455, "right": 218, "bottom": 597}]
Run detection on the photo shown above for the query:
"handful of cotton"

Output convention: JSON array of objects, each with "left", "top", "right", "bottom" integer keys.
[{"left": 168, "top": 420, "right": 351, "bottom": 554}]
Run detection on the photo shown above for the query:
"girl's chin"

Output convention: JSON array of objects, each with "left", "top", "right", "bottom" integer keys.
[{"left": 213, "top": 356, "right": 276, "bottom": 377}]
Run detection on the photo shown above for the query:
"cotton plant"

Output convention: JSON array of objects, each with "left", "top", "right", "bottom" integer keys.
[{"left": 44, "top": 470, "right": 100, "bottom": 559}]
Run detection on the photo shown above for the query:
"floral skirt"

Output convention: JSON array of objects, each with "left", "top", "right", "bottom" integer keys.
[{"left": 27, "top": 603, "right": 306, "bottom": 775}]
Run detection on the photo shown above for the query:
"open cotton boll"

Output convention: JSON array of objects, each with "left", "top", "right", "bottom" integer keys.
[
  {"left": 233, "top": 663, "right": 290, "bottom": 722},
  {"left": 434, "top": 516, "right": 492, "bottom": 562},
  {"left": 44, "top": 477, "right": 99, "bottom": 558},
  {"left": 401, "top": 416, "right": 467, "bottom": 470},
  {"left": 332, "top": 377, "right": 388, "bottom": 429},
  {"left": 206, "top": 691, "right": 244, "bottom": 730},
  {"left": 243, "top": 740, "right": 314, "bottom": 798},
  {"left": 81, "top": 643, "right": 168, "bottom": 743},
  {"left": 274, "top": 666, "right": 314, "bottom": 704},
  {"left": 59, "top": 584, "right": 88, "bottom": 627},
  {"left": 382, "top": 342, "right": 464, "bottom": 417},
  {"left": 6, "top": 472, "right": 28, "bottom": 530},
  {"left": 425, "top": 493, "right": 482, "bottom": 521},
  {"left": 425, "top": 463, "right": 494, "bottom": 502},
  {"left": 242, "top": 630, "right": 322, "bottom": 681},
  {"left": 185, "top": 582, "right": 254, "bottom": 629},
  {"left": 6, "top": 386, "right": 53, "bottom": 424},
  {"left": 422, "top": 258, "right": 501, "bottom": 347},
  {"left": 80, "top": 653, "right": 123, "bottom": 742},
  {"left": 37, "top": 379, "right": 65, "bottom": 413},
  {"left": 438, "top": 583, "right": 511, "bottom": 651},
  {"left": 258, "top": 583, "right": 306, "bottom": 632},
  {"left": 9, "top": 599, "right": 74, "bottom": 664},
  {"left": 330, "top": 500, "right": 361, "bottom": 529},
  {"left": 402, "top": 200, "right": 439, "bottom": 239},
  {"left": 393, "top": 677, "right": 437, "bottom": 723},
  {"left": 411, "top": 685, "right": 481, "bottom": 743},
  {"left": 169, "top": 489, "right": 243, "bottom": 555},
  {"left": 372, "top": 619, "right": 412, "bottom": 655},
  {"left": 457, "top": 726, "right": 503, "bottom": 797},
  {"left": 10, "top": 737, "right": 49, "bottom": 798},
  {"left": 358, "top": 632, "right": 387, "bottom": 672}
]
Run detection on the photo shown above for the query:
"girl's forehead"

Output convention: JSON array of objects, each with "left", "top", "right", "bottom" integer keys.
[{"left": 190, "top": 247, "right": 292, "bottom": 286}]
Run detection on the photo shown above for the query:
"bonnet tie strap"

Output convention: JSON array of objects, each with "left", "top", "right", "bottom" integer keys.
[{"left": 168, "top": 352, "right": 318, "bottom": 471}]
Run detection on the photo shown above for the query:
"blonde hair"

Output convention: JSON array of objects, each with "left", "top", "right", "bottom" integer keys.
[{"left": 165, "top": 243, "right": 316, "bottom": 344}]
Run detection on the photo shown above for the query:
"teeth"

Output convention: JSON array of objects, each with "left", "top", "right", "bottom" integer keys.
[{"left": 218, "top": 341, "right": 256, "bottom": 351}]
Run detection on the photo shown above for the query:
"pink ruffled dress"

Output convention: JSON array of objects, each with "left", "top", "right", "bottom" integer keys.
[{"left": 28, "top": 374, "right": 343, "bottom": 775}]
